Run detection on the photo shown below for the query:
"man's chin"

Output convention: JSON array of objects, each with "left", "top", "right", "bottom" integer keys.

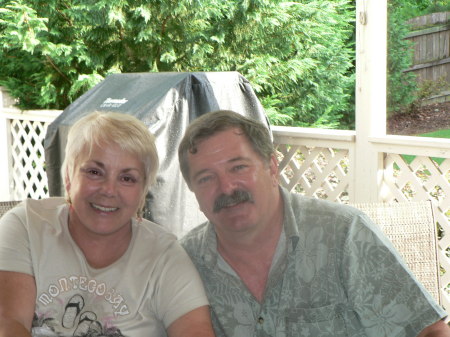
[
  {"left": 213, "top": 207, "right": 254, "bottom": 226},
  {"left": 215, "top": 219, "right": 256, "bottom": 234}
]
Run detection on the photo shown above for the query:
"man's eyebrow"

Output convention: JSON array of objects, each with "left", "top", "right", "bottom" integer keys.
[
  {"left": 191, "top": 157, "right": 252, "bottom": 181},
  {"left": 228, "top": 156, "right": 250, "bottom": 163},
  {"left": 192, "top": 168, "right": 210, "bottom": 181}
]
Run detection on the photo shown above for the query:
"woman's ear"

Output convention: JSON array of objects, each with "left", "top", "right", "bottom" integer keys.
[
  {"left": 64, "top": 169, "right": 71, "bottom": 194},
  {"left": 137, "top": 192, "right": 147, "bottom": 218}
]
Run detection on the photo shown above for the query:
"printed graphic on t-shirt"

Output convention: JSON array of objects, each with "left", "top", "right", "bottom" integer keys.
[
  {"left": 32, "top": 293, "right": 125, "bottom": 336},
  {"left": 32, "top": 273, "right": 131, "bottom": 337}
]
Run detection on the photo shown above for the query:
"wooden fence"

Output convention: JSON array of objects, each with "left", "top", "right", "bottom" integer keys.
[{"left": 406, "top": 12, "right": 450, "bottom": 103}]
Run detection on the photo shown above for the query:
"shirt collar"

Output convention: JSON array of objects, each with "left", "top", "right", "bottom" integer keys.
[{"left": 279, "top": 186, "right": 301, "bottom": 250}]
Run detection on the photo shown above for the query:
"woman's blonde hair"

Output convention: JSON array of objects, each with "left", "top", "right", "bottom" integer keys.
[{"left": 61, "top": 111, "right": 159, "bottom": 215}]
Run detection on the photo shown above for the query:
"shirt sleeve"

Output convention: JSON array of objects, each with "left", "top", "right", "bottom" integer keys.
[
  {"left": 0, "top": 205, "right": 33, "bottom": 275},
  {"left": 341, "top": 213, "right": 446, "bottom": 337},
  {"left": 151, "top": 239, "right": 209, "bottom": 329}
]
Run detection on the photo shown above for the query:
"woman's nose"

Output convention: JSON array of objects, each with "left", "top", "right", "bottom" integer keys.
[{"left": 100, "top": 178, "right": 117, "bottom": 196}]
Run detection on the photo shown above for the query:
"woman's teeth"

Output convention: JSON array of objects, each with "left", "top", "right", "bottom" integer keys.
[{"left": 91, "top": 204, "right": 118, "bottom": 212}]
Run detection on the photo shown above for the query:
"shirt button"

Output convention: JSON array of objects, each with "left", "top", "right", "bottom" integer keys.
[{"left": 258, "top": 317, "right": 264, "bottom": 324}]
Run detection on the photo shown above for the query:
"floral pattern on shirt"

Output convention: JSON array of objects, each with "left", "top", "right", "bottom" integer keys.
[{"left": 181, "top": 188, "right": 447, "bottom": 337}]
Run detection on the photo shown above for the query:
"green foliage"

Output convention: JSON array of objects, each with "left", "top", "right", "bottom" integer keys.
[
  {"left": 417, "top": 77, "right": 450, "bottom": 101},
  {"left": 0, "top": 0, "right": 355, "bottom": 128},
  {"left": 391, "top": 0, "right": 450, "bottom": 18},
  {"left": 408, "top": 76, "right": 450, "bottom": 113},
  {"left": 192, "top": 0, "right": 356, "bottom": 128},
  {"left": 0, "top": 0, "right": 444, "bottom": 127},
  {"left": 386, "top": 2, "right": 417, "bottom": 116}
]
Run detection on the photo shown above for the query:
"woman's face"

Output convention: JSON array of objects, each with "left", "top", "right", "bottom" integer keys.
[{"left": 66, "top": 142, "right": 146, "bottom": 239}]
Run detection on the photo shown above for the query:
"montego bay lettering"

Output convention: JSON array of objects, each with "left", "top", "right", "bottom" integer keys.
[{"left": 38, "top": 275, "right": 129, "bottom": 317}]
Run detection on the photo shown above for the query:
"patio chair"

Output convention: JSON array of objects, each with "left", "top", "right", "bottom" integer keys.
[
  {"left": 0, "top": 200, "right": 21, "bottom": 219},
  {"left": 350, "top": 200, "right": 441, "bottom": 304}
]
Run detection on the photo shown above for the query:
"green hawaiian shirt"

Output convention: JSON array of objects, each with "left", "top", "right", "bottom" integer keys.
[{"left": 181, "top": 188, "right": 446, "bottom": 337}]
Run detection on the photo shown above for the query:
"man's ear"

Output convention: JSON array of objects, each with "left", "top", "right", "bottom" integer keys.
[{"left": 269, "top": 153, "right": 279, "bottom": 186}]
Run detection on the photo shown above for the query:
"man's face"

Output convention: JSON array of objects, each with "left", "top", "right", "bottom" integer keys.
[{"left": 187, "top": 127, "right": 279, "bottom": 235}]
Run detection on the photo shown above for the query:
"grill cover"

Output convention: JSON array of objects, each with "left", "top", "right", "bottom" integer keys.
[{"left": 44, "top": 72, "right": 270, "bottom": 237}]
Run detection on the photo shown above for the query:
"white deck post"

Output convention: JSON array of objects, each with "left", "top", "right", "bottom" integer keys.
[
  {"left": 353, "top": 0, "right": 387, "bottom": 202},
  {"left": 0, "top": 87, "right": 15, "bottom": 201}
]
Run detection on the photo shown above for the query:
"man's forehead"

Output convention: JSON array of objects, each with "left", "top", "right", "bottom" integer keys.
[
  {"left": 196, "top": 127, "right": 244, "bottom": 145},
  {"left": 193, "top": 129, "right": 248, "bottom": 153}
]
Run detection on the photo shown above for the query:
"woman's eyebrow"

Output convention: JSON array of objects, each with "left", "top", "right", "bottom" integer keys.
[{"left": 84, "top": 160, "right": 142, "bottom": 173}]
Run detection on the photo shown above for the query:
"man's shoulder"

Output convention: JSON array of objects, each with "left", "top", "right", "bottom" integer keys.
[
  {"left": 284, "top": 189, "right": 358, "bottom": 215},
  {"left": 282, "top": 188, "right": 366, "bottom": 232}
]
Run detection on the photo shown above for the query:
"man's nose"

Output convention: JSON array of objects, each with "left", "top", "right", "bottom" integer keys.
[{"left": 217, "top": 173, "right": 237, "bottom": 195}]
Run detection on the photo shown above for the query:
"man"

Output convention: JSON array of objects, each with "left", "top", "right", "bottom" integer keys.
[{"left": 178, "top": 110, "right": 449, "bottom": 337}]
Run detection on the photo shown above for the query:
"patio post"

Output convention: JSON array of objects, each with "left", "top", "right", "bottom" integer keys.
[
  {"left": 0, "top": 87, "right": 14, "bottom": 201},
  {"left": 354, "top": 0, "right": 387, "bottom": 202}
]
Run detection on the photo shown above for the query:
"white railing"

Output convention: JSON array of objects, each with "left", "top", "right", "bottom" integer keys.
[
  {"left": 0, "top": 108, "right": 61, "bottom": 201},
  {"left": 1, "top": 108, "right": 450, "bottom": 310}
]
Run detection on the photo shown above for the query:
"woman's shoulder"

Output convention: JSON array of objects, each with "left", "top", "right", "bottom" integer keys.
[
  {"left": 134, "top": 218, "right": 177, "bottom": 242},
  {"left": 5, "top": 197, "right": 67, "bottom": 220},
  {"left": 23, "top": 197, "right": 67, "bottom": 209},
  {"left": 131, "top": 219, "right": 188, "bottom": 265},
  {"left": 23, "top": 197, "right": 68, "bottom": 219},
  {"left": 0, "top": 197, "right": 68, "bottom": 238}
]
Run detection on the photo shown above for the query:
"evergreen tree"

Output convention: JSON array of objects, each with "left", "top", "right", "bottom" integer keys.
[{"left": 0, "top": 0, "right": 354, "bottom": 127}]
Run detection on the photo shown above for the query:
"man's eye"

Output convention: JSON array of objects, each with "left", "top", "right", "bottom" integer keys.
[
  {"left": 233, "top": 164, "right": 247, "bottom": 171},
  {"left": 197, "top": 176, "right": 212, "bottom": 184}
]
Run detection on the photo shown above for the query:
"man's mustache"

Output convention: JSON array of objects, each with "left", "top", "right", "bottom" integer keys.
[{"left": 213, "top": 190, "right": 254, "bottom": 213}]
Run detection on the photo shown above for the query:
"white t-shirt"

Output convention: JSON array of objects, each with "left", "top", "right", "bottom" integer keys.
[{"left": 0, "top": 197, "right": 209, "bottom": 337}]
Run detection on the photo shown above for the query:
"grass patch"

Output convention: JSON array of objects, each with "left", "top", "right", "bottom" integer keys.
[
  {"left": 421, "top": 129, "right": 450, "bottom": 139},
  {"left": 401, "top": 129, "right": 450, "bottom": 165}
]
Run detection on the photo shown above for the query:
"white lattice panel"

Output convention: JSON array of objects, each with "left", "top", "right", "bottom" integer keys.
[
  {"left": 275, "top": 143, "right": 350, "bottom": 203},
  {"left": 10, "top": 119, "right": 51, "bottom": 200}
]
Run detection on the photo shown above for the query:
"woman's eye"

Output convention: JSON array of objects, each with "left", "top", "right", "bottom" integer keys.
[
  {"left": 122, "top": 176, "right": 137, "bottom": 183},
  {"left": 82, "top": 168, "right": 102, "bottom": 176}
]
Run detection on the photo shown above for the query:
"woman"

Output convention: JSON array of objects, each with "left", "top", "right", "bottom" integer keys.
[{"left": 0, "top": 111, "right": 215, "bottom": 337}]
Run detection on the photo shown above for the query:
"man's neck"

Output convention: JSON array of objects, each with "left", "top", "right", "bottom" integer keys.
[{"left": 217, "top": 220, "right": 282, "bottom": 302}]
